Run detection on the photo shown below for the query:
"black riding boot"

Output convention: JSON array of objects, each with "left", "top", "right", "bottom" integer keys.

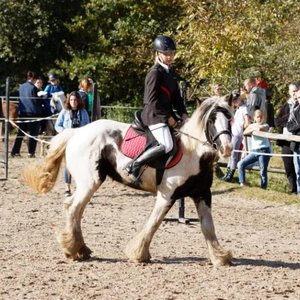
[
  {"left": 221, "top": 168, "right": 235, "bottom": 182},
  {"left": 220, "top": 167, "right": 230, "bottom": 180},
  {"left": 125, "top": 144, "right": 166, "bottom": 182}
]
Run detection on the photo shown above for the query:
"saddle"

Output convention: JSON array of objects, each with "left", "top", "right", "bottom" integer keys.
[{"left": 121, "top": 111, "right": 182, "bottom": 182}]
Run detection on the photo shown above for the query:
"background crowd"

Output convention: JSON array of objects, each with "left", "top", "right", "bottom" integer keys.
[{"left": 216, "top": 76, "right": 300, "bottom": 195}]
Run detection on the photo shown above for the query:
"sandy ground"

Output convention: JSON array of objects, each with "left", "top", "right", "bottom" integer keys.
[{"left": 1, "top": 148, "right": 300, "bottom": 300}]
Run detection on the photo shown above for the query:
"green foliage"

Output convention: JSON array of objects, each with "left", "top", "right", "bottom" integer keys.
[{"left": 0, "top": 0, "right": 299, "bottom": 112}]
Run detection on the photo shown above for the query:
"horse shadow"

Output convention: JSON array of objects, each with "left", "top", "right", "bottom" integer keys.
[
  {"left": 232, "top": 257, "right": 300, "bottom": 270},
  {"left": 84, "top": 256, "right": 300, "bottom": 270}
]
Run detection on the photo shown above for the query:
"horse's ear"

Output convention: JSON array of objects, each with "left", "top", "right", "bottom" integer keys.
[{"left": 222, "top": 94, "right": 232, "bottom": 106}]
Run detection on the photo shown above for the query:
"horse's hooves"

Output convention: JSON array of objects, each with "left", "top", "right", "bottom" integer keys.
[
  {"left": 77, "top": 244, "right": 92, "bottom": 260},
  {"left": 63, "top": 244, "right": 92, "bottom": 261}
]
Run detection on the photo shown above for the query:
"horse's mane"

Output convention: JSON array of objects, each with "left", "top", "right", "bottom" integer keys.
[{"left": 181, "top": 96, "right": 232, "bottom": 152}]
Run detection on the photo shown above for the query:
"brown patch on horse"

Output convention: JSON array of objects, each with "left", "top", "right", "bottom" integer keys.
[
  {"left": 170, "top": 150, "right": 217, "bottom": 207},
  {"left": 1, "top": 102, "right": 18, "bottom": 129}
]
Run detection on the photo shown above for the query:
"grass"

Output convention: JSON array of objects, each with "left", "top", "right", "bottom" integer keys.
[{"left": 214, "top": 141, "right": 300, "bottom": 206}]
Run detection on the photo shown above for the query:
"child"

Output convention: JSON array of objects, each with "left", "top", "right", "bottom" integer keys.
[
  {"left": 221, "top": 91, "right": 250, "bottom": 182},
  {"left": 238, "top": 109, "right": 271, "bottom": 189}
]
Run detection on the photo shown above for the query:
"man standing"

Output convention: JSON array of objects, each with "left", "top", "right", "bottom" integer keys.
[
  {"left": 275, "top": 82, "right": 299, "bottom": 194},
  {"left": 243, "top": 77, "right": 266, "bottom": 120},
  {"left": 11, "top": 71, "right": 43, "bottom": 158}
]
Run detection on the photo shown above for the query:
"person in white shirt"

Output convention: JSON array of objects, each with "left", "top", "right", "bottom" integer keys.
[{"left": 221, "top": 91, "right": 250, "bottom": 182}]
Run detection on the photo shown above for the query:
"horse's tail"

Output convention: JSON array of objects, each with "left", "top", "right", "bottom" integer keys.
[{"left": 22, "top": 129, "right": 75, "bottom": 194}]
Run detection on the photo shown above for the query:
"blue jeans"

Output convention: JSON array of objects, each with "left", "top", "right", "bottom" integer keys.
[
  {"left": 11, "top": 114, "right": 41, "bottom": 155},
  {"left": 293, "top": 149, "right": 300, "bottom": 194},
  {"left": 238, "top": 147, "right": 271, "bottom": 189},
  {"left": 227, "top": 135, "right": 243, "bottom": 170},
  {"left": 64, "top": 167, "right": 71, "bottom": 184}
]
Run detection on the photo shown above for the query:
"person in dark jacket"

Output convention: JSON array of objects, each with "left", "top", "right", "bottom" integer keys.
[
  {"left": 11, "top": 71, "right": 43, "bottom": 157},
  {"left": 78, "top": 78, "right": 93, "bottom": 116},
  {"left": 125, "top": 35, "right": 188, "bottom": 182},
  {"left": 287, "top": 87, "right": 300, "bottom": 195},
  {"left": 243, "top": 77, "right": 266, "bottom": 121},
  {"left": 265, "top": 88, "right": 275, "bottom": 132},
  {"left": 275, "top": 82, "right": 299, "bottom": 194}
]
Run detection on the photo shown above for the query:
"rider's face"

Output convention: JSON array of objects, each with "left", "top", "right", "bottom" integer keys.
[{"left": 158, "top": 51, "right": 175, "bottom": 66}]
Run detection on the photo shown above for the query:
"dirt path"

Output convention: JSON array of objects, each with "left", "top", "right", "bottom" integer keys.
[{"left": 1, "top": 157, "right": 300, "bottom": 300}]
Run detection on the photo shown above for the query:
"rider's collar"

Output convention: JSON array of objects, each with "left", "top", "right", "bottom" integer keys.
[{"left": 158, "top": 61, "right": 170, "bottom": 73}]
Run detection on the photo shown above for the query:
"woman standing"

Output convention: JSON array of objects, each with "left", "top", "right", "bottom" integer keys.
[
  {"left": 55, "top": 91, "right": 90, "bottom": 196},
  {"left": 78, "top": 78, "right": 93, "bottom": 116},
  {"left": 125, "top": 35, "right": 188, "bottom": 182},
  {"left": 221, "top": 91, "right": 250, "bottom": 182}
]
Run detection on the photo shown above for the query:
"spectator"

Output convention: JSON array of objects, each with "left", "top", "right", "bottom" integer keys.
[
  {"left": 243, "top": 77, "right": 266, "bottom": 120},
  {"left": 265, "top": 88, "right": 275, "bottom": 132},
  {"left": 254, "top": 71, "right": 269, "bottom": 89},
  {"left": 78, "top": 78, "right": 93, "bottom": 115},
  {"left": 286, "top": 87, "right": 300, "bottom": 195},
  {"left": 238, "top": 109, "right": 271, "bottom": 189},
  {"left": 221, "top": 91, "right": 250, "bottom": 182},
  {"left": 35, "top": 77, "right": 44, "bottom": 93},
  {"left": 35, "top": 77, "right": 48, "bottom": 133},
  {"left": 11, "top": 71, "right": 43, "bottom": 158},
  {"left": 275, "top": 82, "right": 299, "bottom": 194},
  {"left": 44, "top": 73, "right": 64, "bottom": 115},
  {"left": 55, "top": 91, "right": 90, "bottom": 196},
  {"left": 87, "top": 78, "right": 102, "bottom": 121},
  {"left": 212, "top": 83, "right": 223, "bottom": 97}
]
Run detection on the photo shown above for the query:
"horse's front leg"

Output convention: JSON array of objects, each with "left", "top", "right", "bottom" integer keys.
[
  {"left": 194, "top": 195, "right": 232, "bottom": 267},
  {"left": 125, "top": 193, "right": 174, "bottom": 263}
]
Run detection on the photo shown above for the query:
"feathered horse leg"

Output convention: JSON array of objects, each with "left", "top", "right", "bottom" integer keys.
[
  {"left": 195, "top": 199, "right": 232, "bottom": 267},
  {"left": 54, "top": 182, "right": 101, "bottom": 260},
  {"left": 125, "top": 193, "right": 174, "bottom": 263}
]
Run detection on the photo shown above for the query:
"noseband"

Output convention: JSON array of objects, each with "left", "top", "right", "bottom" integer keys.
[{"left": 210, "top": 129, "right": 232, "bottom": 149}]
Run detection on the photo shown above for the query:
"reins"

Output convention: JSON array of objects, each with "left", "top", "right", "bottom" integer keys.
[{"left": 175, "top": 129, "right": 218, "bottom": 149}]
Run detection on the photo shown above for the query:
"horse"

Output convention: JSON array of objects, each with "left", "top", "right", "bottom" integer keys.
[
  {"left": 23, "top": 96, "right": 234, "bottom": 267},
  {"left": 43, "top": 91, "right": 66, "bottom": 137},
  {"left": 0, "top": 101, "right": 18, "bottom": 139}
]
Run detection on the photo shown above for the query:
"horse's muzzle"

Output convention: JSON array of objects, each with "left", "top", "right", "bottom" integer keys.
[{"left": 220, "top": 143, "right": 233, "bottom": 158}]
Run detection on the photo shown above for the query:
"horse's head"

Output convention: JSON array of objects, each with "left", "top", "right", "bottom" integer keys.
[
  {"left": 204, "top": 97, "right": 233, "bottom": 158},
  {"left": 50, "top": 91, "right": 66, "bottom": 113}
]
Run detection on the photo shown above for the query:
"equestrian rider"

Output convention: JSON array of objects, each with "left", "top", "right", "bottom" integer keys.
[{"left": 125, "top": 35, "right": 189, "bottom": 182}]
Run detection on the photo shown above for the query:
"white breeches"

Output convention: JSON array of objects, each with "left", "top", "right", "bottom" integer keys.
[{"left": 148, "top": 123, "right": 173, "bottom": 153}]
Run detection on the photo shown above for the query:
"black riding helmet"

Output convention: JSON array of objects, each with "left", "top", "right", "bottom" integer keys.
[
  {"left": 153, "top": 36, "right": 176, "bottom": 52},
  {"left": 232, "top": 90, "right": 240, "bottom": 100}
]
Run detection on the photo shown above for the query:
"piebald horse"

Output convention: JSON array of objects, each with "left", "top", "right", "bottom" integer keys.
[{"left": 23, "top": 96, "right": 233, "bottom": 267}]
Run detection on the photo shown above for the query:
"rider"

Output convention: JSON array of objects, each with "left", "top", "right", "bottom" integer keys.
[{"left": 125, "top": 35, "right": 189, "bottom": 182}]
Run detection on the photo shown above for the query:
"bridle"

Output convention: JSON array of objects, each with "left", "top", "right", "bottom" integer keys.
[
  {"left": 177, "top": 106, "right": 232, "bottom": 150},
  {"left": 205, "top": 107, "right": 232, "bottom": 149}
]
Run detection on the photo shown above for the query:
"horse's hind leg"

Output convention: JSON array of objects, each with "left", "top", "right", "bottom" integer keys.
[
  {"left": 54, "top": 181, "right": 101, "bottom": 260},
  {"left": 125, "top": 193, "right": 174, "bottom": 263},
  {"left": 194, "top": 198, "right": 232, "bottom": 267}
]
